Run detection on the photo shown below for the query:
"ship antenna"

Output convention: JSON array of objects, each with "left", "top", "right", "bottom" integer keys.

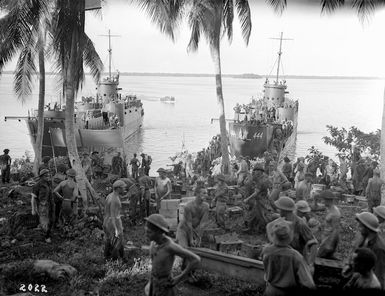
[
  {"left": 99, "top": 30, "right": 121, "bottom": 80},
  {"left": 269, "top": 32, "right": 293, "bottom": 83}
]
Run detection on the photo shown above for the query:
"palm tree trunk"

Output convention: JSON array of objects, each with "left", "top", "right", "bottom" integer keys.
[
  {"left": 33, "top": 33, "right": 45, "bottom": 176},
  {"left": 210, "top": 41, "right": 230, "bottom": 174}
]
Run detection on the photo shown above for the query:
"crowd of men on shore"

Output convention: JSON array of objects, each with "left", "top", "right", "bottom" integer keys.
[{"left": 2, "top": 145, "right": 385, "bottom": 295}]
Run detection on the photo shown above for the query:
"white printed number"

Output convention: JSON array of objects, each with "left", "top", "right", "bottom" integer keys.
[{"left": 20, "top": 284, "right": 48, "bottom": 293}]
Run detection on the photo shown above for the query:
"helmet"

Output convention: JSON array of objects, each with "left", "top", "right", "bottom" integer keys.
[
  {"left": 39, "top": 169, "right": 50, "bottom": 177},
  {"left": 145, "top": 214, "right": 170, "bottom": 233},
  {"left": 295, "top": 200, "right": 311, "bottom": 213},
  {"left": 66, "top": 168, "right": 77, "bottom": 177},
  {"left": 112, "top": 180, "right": 126, "bottom": 189},
  {"left": 373, "top": 206, "right": 385, "bottom": 220},
  {"left": 356, "top": 212, "right": 379, "bottom": 232},
  {"left": 274, "top": 196, "right": 295, "bottom": 212}
]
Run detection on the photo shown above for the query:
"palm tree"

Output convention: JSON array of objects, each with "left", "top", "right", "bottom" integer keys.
[
  {"left": 0, "top": 0, "right": 50, "bottom": 176},
  {"left": 136, "top": 0, "right": 252, "bottom": 174},
  {"left": 267, "top": 0, "right": 385, "bottom": 182},
  {"left": 51, "top": 0, "right": 103, "bottom": 209}
]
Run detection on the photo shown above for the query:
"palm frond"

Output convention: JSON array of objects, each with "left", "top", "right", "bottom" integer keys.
[
  {"left": 83, "top": 33, "right": 103, "bottom": 84},
  {"left": 14, "top": 44, "right": 37, "bottom": 104},
  {"left": 320, "top": 0, "right": 345, "bottom": 13},
  {"left": 235, "top": 0, "right": 252, "bottom": 45},
  {"left": 265, "top": 0, "right": 286, "bottom": 14},
  {"left": 187, "top": 17, "right": 201, "bottom": 52},
  {"left": 223, "top": 0, "right": 234, "bottom": 43},
  {"left": 134, "top": 0, "right": 185, "bottom": 42},
  {"left": 352, "top": 0, "right": 377, "bottom": 21}
]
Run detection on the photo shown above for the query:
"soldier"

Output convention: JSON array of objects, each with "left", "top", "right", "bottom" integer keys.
[
  {"left": 38, "top": 156, "right": 51, "bottom": 174},
  {"left": 81, "top": 152, "right": 92, "bottom": 182},
  {"left": 242, "top": 164, "right": 272, "bottom": 234},
  {"left": 103, "top": 180, "right": 126, "bottom": 260},
  {"left": 111, "top": 152, "right": 124, "bottom": 177},
  {"left": 138, "top": 168, "right": 153, "bottom": 217},
  {"left": 53, "top": 169, "right": 79, "bottom": 227},
  {"left": 268, "top": 161, "right": 289, "bottom": 203},
  {"left": 373, "top": 206, "right": 385, "bottom": 234},
  {"left": 237, "top": 156, "right": 249, "bottom": 186},
  {"left": 0, "top": 148, "right": 11, "bottom": 184},
  {"left": 269, "top": 196, "right": 318, "bottom": 274},
  {"left": 296, "top": 173, "right": 312, "bottom": 201},
  {"left": 154, "top": 168, "right": 172, "bottom": 212},
  {"left": 141, "top": 153, "right": 152, "bottom": 176},
  {"left": 176, "top": 186, "right": 210, "bottom": 249},
  {"left": 366, "top": 169, "right": 384, "bottom": 213},
  {"left": 145, "top": 214, "right": 200, "bottom": 296},
  {"left": 295, "top": 200, "right": 311, "bottom": 224},
  {"left": 121, "top": 176, "right": 141, "bottom": 224},
  {"left": 213, "top": 174, "right": 228, "bottom": 229},
  {"left": 263, "top": 219, "right": 315, "bottom": 296},
  {"left": 317, "top": 190, "right": 341, "bottom": 259},
  {"left": 31, "top": 169, "right": 54, "bottom": 243},
  {"left": 51, "top": 165, "right": 67, "bottom": 228},
  {"left": 176, "top": 186, "right": 209, "bottom": 280},
  {"left": 130, "top": 153, "right": 140, "bottom": 180},
  {"left": 343, "top": 212, "right": 385, "bottom": 289},
  {"left": 344, "top": 248, "right": 381, "bottom": 290}
]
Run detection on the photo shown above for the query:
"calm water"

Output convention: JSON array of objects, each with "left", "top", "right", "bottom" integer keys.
[{"left": 0, "top": 74, "right": 383, "bottom": 174}]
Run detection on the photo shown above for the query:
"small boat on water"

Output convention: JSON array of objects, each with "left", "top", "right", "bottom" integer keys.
[
  {"left": 5, "top": 31, "right": 144, "bottom": 159},
  {"left": 160, "top": 96, "right": 175, "bottom": 103},
  {"left": 228, "top": 32, "right": 298, "bottom": 161}
]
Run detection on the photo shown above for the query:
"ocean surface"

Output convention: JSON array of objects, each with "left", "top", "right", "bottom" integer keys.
[{"left": 0, "top": 74, "right": 383, "bottom": 174}]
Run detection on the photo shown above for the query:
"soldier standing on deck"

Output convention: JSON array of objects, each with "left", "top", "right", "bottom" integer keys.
[
  {"left": 242, "top": 164, "right": 272, "bottom": 234},
  {"left": 31, "top": 169, "right": 54, "bottom": 243}
]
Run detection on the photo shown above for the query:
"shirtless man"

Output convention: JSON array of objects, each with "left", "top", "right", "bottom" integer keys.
[
  {"left": 53, "top": 169, "right": 79, "bottom": 226},
  {"left": 144, "top": 214, "right": 200, "bottom": 296},
  {"left": 103, "top": 180, "right": 126, "bottom": 260},
  {"left": 154, "top": 168, "right": 172, "bottom": 212},
  {"left": 176, "top": 186, "right": 209, "bottom": 279}
]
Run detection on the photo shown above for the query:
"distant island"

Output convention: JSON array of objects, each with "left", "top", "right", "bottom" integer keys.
[{"left": 1, "top": 71, "right": 383, "bottom": 80}]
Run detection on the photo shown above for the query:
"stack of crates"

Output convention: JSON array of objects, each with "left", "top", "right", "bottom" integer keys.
[{"left": 159, "top": 199, "right": 180, "bottom": 231}]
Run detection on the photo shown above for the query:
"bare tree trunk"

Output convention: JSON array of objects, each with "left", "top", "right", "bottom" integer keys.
[
  {"left": 210, "top": 41, "right": 230, "bottom": 174},
  {"left": 33, "top": 32, "right": 45, "bottom": 176}
]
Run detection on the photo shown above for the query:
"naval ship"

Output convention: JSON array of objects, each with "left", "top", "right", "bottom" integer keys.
[
  {"left": 228, "top": 32, "right": 298, "bottom": 161},
  {"left": 5, "top": 31, "right": 144, "bottom": 159}
]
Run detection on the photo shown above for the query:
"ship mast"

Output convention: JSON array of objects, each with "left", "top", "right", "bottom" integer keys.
[
  {"left": 270, "top": 32, "right": 293, "bottom": 83},
  {"left": 99, "top": 30, "right": 121, "bottom": 80}
]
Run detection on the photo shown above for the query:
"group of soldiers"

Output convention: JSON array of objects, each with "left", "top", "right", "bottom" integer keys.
[
  {"left": 103, "top": 155, "right": 385, "bottom": 295},
  {"left": 194, "top": 135, "right": 222, "bottom": 173}
]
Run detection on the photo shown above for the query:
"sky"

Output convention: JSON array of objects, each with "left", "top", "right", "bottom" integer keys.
[{"left": 3, "top": 1, "right": 385, "bottom": 77}]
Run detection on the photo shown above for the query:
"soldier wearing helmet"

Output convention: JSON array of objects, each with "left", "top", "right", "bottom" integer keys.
[
  {"left": 144, "top": 214, "right": 200, "bottom": 296},
  {"left": 53, "top": 168, "right": 79, "bottom": 227},
  {"left": 268, "top": 196, "right": 318, "bottom": 274},
  {"left": 343, "top": 212, "right": 385, "bottom": 289},
  {"left": 373, "top": 206, "right": 385, "bottom": 234},
  {"left": 242, "top": 163, "right": 272, "bottom": 234}
]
